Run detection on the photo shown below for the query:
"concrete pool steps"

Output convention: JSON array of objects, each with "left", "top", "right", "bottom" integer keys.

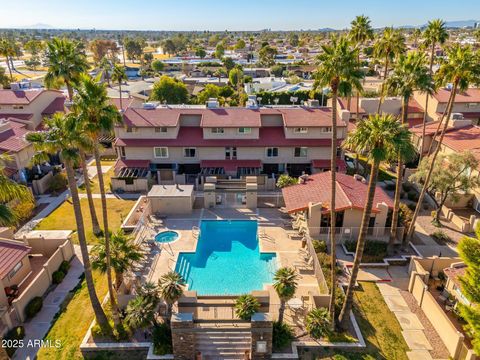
[{"left": 196, "top": 331, "right": 251, "bottom": 360}]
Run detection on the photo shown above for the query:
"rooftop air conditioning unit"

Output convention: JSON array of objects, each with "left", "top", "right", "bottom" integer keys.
[
  {"left": 451, "top": 113, "right": 464, "bottom": 120},
  {"left": 206, "top": 98, "right": 219, "bottom": 109},
  {"left": 10, "top": 83, "right": 21, "bottom": 91},
  {"left": 142, "top": 102, "right": 157, "bottom": 110}
]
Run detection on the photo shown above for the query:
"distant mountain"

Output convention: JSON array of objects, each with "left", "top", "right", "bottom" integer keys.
[
  {"left": 13, "top": 23, "right": 54, "bottom": 29},
  {"left": 443, "top": 20, "right": 479, "bottom": 28}
]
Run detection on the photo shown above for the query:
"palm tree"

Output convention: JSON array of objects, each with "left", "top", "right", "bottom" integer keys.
[
  {"left": 373, "top": 27, "right": 406, "bottom": 113},
  {"left": 72, "top": 73, "right": 123, "bottom": 324},
  {"left": 125, "top": 296, "right": 157, "bottom": 330},
  {"left": 315, "top": 35, "right": 363, "bottom": 326},
  {"left": 44, "top": 38, "right": 88, "bottom": 100},
  {"left": 234, "top": 294, "right": 260, "bottom": 321},
  {"left": 273, "top": 267, "right": 298, "bottom": 324},
  {"left": 349, "top": 15, "right": 374, "bottom": 119},
  {"left": 91, "top": 230, "right": 144, "bottom": 289},
  {"left": 305, "top": 308, "right": 330, "bottom": 339},
  {"left": 100, "top": 57, "right": 112, "bottom": 87},
  {"left": 0, "top": 154, "right": 33, "bottom": 226},
  {"left": 111, "top": 65, "right": 128, "bottom": 110},
  {"left": 406, "top": 44, "right": 480, "bottom": 242},
  {"left": 338, "top": 114, "right": 415, "bottom": 328},
  {"left": 411, "top": 28, "right": 422, "bottom": 48},
  {"left": 158, "top": 271, "right": 184, "bottom": 323},
  {"left": 385, "top": 52, "right": 434, "bottom": 252},
  {"left": 0, "top": 38, "right": 14, "bottom": 81},
  {"left": 418, "top": 20, "right": 449, "bottom": 163},
  {"left": 26, "top": 113, "right": 110, "bottom": 330}
]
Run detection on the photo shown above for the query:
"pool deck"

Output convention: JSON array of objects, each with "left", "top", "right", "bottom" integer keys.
[{"left": 144, "top": 207, "right": 324, "bottom": 322}]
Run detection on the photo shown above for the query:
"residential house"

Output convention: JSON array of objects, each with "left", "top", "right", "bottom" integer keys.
[
  {"left": 113, "top": 101, "right": 350, "bottom": 187},
  {"left": 281, "top": 171, "right": 395, "bottom": 240},
  {"left": 0, "top": 119, "right": 34, "bottom": 179},
  {"left": 443, "top": 263, "right": 470, "bottom": 306}
]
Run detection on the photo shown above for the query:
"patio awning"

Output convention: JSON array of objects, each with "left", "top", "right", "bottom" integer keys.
[
  {"left": 311, "top": 159, "right": 346, "bottom": 172},
  {"left": 200, "top": 160, "right": 262, "bottom": 172},
  {"left": 114, "top": 159, "right": 150, "bottom": 178}
]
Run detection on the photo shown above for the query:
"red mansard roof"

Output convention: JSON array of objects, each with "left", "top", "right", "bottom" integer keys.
[
  {"left": 282, "top": 171, "right": 393, "bottom": 214},
  {"left": 433, "top": 88, "right": 480, "bottom": 104},
  {"left": 115, "top": 126, "right": 337, "bottom": 147},
  {"left": 42, "top": 96, "right": 66, "bottom": 115},
  {"left": 441, "top": 125, "right": 480, "bottom": 152},
  {"left": 0, "top": 240, "right": 31, "bottom": 279},
  {"left": 0, "top": 120, "right": 31, "bottom": 153}
]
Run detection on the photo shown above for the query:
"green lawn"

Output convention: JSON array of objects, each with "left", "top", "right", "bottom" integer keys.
[
  {"left": 301, "top": 282, "right": 409, "bottom": 360},
  {"left": 79, "top": 160, "right": 117, "bottom": 194},
  {"left": 35, "top": 198, "right": 135, "bottom": 244},
  {"left": 37, "top": 271, "right": 108, "bottom": 360}
]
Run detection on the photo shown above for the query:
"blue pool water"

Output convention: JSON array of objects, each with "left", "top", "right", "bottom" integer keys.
[
  {"left": 155, "top": 230, "right": 179, "bottom": 243},
  {"left": 175, "top": 220, "right": 277, "bottom": 295}
]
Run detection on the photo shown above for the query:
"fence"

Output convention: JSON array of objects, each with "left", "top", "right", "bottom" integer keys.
[
  {"left": 314, "top": 226, "right": 404, "bottom": 244},
  {"left": 12, "top": 239, "right": 74, "bottom": 322}
]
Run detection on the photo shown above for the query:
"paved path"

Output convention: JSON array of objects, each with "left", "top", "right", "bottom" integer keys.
[
  {"left": 77, "top": 193, "right": 141, "bottom": 200},
  {"left": 13, "top": 247, "right": 85, "bottom": 360},
  {"left": 377, "top": 267, "right": 435, "bottom": 360}
]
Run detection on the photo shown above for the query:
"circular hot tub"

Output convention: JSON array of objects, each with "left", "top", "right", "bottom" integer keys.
[{"left": 155, "top": 230, "right": 180, "bottom": 244}]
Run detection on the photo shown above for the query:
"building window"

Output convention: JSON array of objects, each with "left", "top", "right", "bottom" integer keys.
[
  {"left": 336, "top": 147, "right": 342, "bottom": 157},
  {"left": 155, "top": 127, "right": 168, "bottom": 133},
  {"left": 266, "top": 147, "right": 279, "bottom": 157},
  {"left": 225, "top": 147, "right": 237, "bottom": 159},
  {"left": 294, "top": 127, "right": 308, "bottom": 134},
  {"left": 320, "top": 127, "right": 332, "bottom": 133},
  {"left": 294, "top": 147, "right": 308, "bottom": 157},
  {"left": 126, "top": 126, "right": 137, "bottom": 133},
  {"left": 154, "top": 147, "right": 168, "bottom": 158},
  {"left": 8, "top": 261, "right": 22, "bottom": 280},
  {"left": 184, "top": 148, "right": 196, "bottom": 158},
  {"left": 211, "top": 127, "right": 224, "bottom": 134},
  {"left": 13, "top": 105, "right": 24, "bottom": 110},
  {"left": 238, "top": 127, "right": 251, "bottom": 134},
  {"left": 119, "top": 146, "right": 126, "bottom": 158}
]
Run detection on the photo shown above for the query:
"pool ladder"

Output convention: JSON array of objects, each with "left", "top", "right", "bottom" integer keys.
[{"left": 192, "top": 226, "right": 200, "bottom": 239}]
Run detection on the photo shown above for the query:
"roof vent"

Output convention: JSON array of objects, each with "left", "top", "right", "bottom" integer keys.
[
  {"left": 353, "top": 174, "right": 366, "bottom": 183},
  {"left": 142, "top": 102, "right": 157, "bottom": 110}
]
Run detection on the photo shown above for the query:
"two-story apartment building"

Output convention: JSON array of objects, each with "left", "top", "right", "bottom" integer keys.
[
  {"left": 114, "top": 102, "right": 349, "bottom": 183},
  {"left": 0, "top": 88, "right": 66, "bottom": 130}
]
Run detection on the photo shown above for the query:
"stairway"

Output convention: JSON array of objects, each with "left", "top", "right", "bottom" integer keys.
[
  {"left": 196, "top": 330, "right": 251, "bottom": 360},
  {"left": 215, "top": 179, "right": 246, "bottom": 191}
]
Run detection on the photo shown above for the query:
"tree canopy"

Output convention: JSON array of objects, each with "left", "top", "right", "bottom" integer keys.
[{"left": 150, "top": 75, "right": 189, "bottom": 104}]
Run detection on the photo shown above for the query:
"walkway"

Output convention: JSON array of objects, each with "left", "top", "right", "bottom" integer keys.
[
  {"left": 13, "top": 246, "right": 85, "bottom": 360},
  {"left": 377, "top": 266, "right": 449, "bottom": 360}
]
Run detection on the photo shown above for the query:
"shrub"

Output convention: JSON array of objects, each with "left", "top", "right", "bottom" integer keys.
[
  {"left": 272, "top": 321, "right": 294, "bottom": 350},
  {"left": 234, "top": 294, "right": 260, "bottom": 320},
  {"left": 313, "top": 240, "right": 327, "bottom": 253},
  {"left": 52, "top": 270, "right": 66, "bottom": 284},
  {"left": 334, "top": 287, "right": 345, "bottom": 316},
  {"left": 431, "top": 230, "right": 451, "bottom": 244},
  {"left": 344, "top": 239, "right": 388, "bottom": 263},
  {"left": 306, "top": 307, "right": 330, "bottom": 339},
  {"left": 276, "top": 174, "right": 297, "bottom": 188},
  {"left": 25, "top": 297, "right": 43, "bottom": 318},
  {"left": 431, "top": 210, "right": 437, "bottom": 219},
  {"left": 59, "top": 260, "right": 70, "bottom": 274},
  {"left": 407, "top": 191, "right": 419, "bottom": 201},
  {"left": 12, "top": 199, "right": 35, "bottom": 223},
  {"left": 153, "top": 323, "right": 173, "bottom": 355},
  {"left": 399, "top": 203, "right": 414, "bottom": 228},
  {"left": 3, "top": 326, "right": 25, "bottom": 356},
  {"left": 49, "top": 173, "right": 67, "bottom": 193}
]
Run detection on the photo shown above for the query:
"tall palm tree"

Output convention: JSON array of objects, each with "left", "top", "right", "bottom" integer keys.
[
  {"left": 0, "top": 38, "right": 14, "bottom": 81},
  {"left": 418, "top": 19, "right": 449, "bottom": 163},
  {"left": 410, "top": 28, "right": 422, "bottom": 48},
  {"left": 78, "top": 147, "right": 102, "bottom": 235},
  {"left": 315, "top": 35, "right": 363, "bottom": 327},
  {"left": 91, "top": 230, "right": 144, "bottom": 289},
  {"left": 44, "top": 38, "right": 88, "bottom": 100},
  {"left": 338, "top": 114, "right": 415, "bottom": 328},
  {"left": 349, "top": 15, "right": 374, "bottom": 119},
  {"left": 26, "top": 113, "right": 110, "bottom": 330},
  {"left": 158, "top": 271, "right": 184, "bottom": 323},
  {"left": 406, "top": 44, "right": 480, "bottom": 241},
  {"left": 373, "top": 28, "right": 406, "bottom": 113},
  {"left": 72, "top": 74, "right": 123, "bottom": 324},
  {"left": 385, "top": 52, "right": 434, "bottom": 252},
  {"left": 111, "top": 65, "right": 128, "bottom": 110},
  {"left": 234, "top": 294, "right": 260, "bottom": 321},
  {"left": 273, "top": 267, "right": 298, "bottom": 324},
  {"left": 0, "top": 154, "right": 33, "bottom": 226},
  {"left": 100, "top": 57, "right": 112, "bottom": 87}
]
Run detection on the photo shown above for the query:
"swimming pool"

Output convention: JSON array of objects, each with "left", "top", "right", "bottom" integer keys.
[
  {"left": 175, "top": 220, "right": 276, "bottom": 295},
  {"left": 155, "top": 230, "right": 180, "bottom": 243}
]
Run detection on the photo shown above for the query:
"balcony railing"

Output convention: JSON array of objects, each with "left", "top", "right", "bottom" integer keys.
[{"left": 313, "top": 226, "right": 404, "bottom": 244}]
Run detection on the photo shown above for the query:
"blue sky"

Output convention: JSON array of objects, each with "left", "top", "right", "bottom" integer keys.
[{"left": 0, "top": 0, "right": 478, "bottom": 30}]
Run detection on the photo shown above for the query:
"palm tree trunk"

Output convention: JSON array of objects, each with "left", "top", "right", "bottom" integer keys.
[
  {"left": 376, "top": 54, "right": 390, "bottom": 114},
  {"left": 118, "top": 82, "right": 123, "bottom": 111},
  {"left": 64, "top": 160, "right": 109, "bottom": 330},
  {"left": 388, "top": 96, "right": 409, "bottom": 252},
  {"left": 93, "top": 144, "right": 120, "bottom": 326},
  {"left": 65, "top": 80, "right": 74, "bottom": 101},
  {"left": 278, "top": 300, "right": 285, "bottom": 324},
  {"left": 5, "top": 55, "right": 13, "bottom": 81},
  {"left": 115, "top": 271, "right": 123, "bottom": 290},
  {"left": 419, "top": 44, "right": 436, "bottom": 163},
  {"left": 406, "top": 80, "right": 458, "bottom": 242},
  {"left": 339, "top": 158, "right": 381, "bottom": 328},
  {"left": 79, "top": 150, "right": 101, "bottom": 235},
  {"left": 328, "top": 87, "right": 338, "bottom": 329}
]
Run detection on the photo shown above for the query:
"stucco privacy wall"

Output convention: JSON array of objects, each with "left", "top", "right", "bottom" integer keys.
[{"left": 12, "top": 239, "right": 74, "bottom": 322}]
